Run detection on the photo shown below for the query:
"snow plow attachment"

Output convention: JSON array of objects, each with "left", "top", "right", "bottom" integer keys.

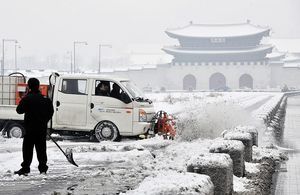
[
  {"left": 149, "top": 110, "right": 176, "bottom": 139},
  {"left": 47, "top": 133, "right": 78, "bottom": 167}
]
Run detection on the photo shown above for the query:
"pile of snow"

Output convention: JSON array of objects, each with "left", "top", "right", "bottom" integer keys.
[
  {"left": 233, "top": 125, "right": 257, "bottom": 132},
  {"left": 209, "top": 139, "right": 244, "bottom": 153},
  {"left": 0, "top": 136, "right": 5, "bottom": 143},
  {"left": 233, "top": 125, "right": 258, "bottom": 143},
  {"left": 224, "top": 131, "right": 252, "bottom": 141},
  {"left": 252, "top": 146, "right": 288, "bottom": 162},
  {"left": 151, "top": 138, "right": 213, "bottom": 172},
  {"left": 71, "top": 136, "right": 173, "bottom": 153},
  {"left": 187, "top": 153, "right": 232, "bottom": 168},
  {"left": 245, "top": 162, "right": 260, "bottom": 176},
  {"left": 74, "top": 149, "right": 154, "bottom": 166},
  {"left": 233, "top": 176, "right": 252, "bottom": 193},
  {"left": 123, "top": 171, "right": 214, "bottom": 195},
  {"left": 72, "top": 141, "right": 145, "bottom": 153},
  {"left": 134, "top": 136, "right": 173, "bottom": 150}
]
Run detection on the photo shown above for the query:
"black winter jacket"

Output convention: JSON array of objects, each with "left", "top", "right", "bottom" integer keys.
[{"left": 16, "top": 91, "right": 54, "bottom": 135}]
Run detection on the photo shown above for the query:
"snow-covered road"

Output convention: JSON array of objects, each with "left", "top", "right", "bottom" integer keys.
[{"left": 0, "top": 92, "right": 284, "bottom": 195}]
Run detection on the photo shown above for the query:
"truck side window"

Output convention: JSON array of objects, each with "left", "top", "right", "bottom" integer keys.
[
  {"left": 110, "top": 83, "right": 121, "bottom": 99},
  {"left": 61, "top": 79, "right": 87, "bottom": 95},
  {"left": 110, "top": 82, "right": 132, "bottom": 104},
  {"left": 94, "top": 80, "right": 131, "bottom": 104},
  {"left": 95, "top": 80, "right": 110, "bottom": 96}
]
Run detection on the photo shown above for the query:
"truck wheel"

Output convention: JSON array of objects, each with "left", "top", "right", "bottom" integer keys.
[
  {"left": 94, "top": 121, "right": 120, "bottom": 142},
  {"left": 7, "top": 123, "right": 25, "bottom": 138}
]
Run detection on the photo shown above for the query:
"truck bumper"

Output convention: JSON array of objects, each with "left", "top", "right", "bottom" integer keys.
[{"left": 132, "top": 122, "right": 151, "bottom": 135}]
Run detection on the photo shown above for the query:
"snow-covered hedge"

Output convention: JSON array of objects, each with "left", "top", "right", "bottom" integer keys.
[
  {"left": 252, "top": 93, "right": 284, "bottom": 122},
  {"left": 224, "top": 132, "right": 253, "bottom": 162},
  {"left": 209, "top": 139, "right": 244, "bottom": 153},
  {"left": 209, "top": 139, "right": 245, "bottom": 177},
  {"left": 187, "top": 153, "right": 233, "bottom": 195},
  {"left": 232, "top": 125, "right": 258, "bottom": 146},
  {"left": 259, "top": 94, "right": 290, "bottom": 147},
  {"left": 123, "top": 171, "right": 214, "bottom": 195},
  {"left": 252, "top": 146, "right": 288, "bottom": 163}
]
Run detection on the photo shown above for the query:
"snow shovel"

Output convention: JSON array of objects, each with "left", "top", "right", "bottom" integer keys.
[{"left": 47, "top": 133, "right": 79, "bottom": 167}]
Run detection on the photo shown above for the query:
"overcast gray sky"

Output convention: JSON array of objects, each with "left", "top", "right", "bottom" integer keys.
[{"left": 0, "top": 0, "right": 299, "bottom": 69}]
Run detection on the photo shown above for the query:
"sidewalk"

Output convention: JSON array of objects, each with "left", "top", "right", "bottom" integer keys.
[{"left": 274, "top": 96, "right": 300, "bottom": 195}]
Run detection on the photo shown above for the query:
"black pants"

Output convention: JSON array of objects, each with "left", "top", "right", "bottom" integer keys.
[{"left": 21, "top": 132, "right": 48, "bottom": 173}]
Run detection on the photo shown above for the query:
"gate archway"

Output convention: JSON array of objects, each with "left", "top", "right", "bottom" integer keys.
[
  {"left": 183, "top": 74, "right": 196, "bottom": 91},
  {"left": 209, "top": 72, "right": 226, "bottom": 90},
  {"left": 239, "top": 74, "right": 253, "bottom": 89}
]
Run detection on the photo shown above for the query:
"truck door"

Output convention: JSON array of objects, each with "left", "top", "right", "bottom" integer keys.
[
  {"left": 90, "top": 80, "right": 133, "bottom": 133},
  {"left": 55, "top": 78, "right": 88, "bottom": 128}
]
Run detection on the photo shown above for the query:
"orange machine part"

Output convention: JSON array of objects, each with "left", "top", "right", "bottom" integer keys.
[
  {"left": 15, "top": 83, "right": 49, "bottom": 105},
  {"left": 157, "top": 112, "right": 176, "bottom": 138}
]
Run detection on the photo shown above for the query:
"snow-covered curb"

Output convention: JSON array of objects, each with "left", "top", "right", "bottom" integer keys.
[{"left": 122, "top": 171, "right": 214, "bottom": 195}]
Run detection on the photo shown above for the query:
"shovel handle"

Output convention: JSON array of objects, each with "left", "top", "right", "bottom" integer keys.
[
  {"left": 47, "top": 133, "right": 67, "bottom": 156},
  {"left": 47, "top": 133, "right": 79, "bottom": 167}
]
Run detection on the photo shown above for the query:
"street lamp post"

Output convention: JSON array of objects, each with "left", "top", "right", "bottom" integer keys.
[
  {"left": 73, "top": 41, "right": 88, "bottom": 73},
  {"left": 98, "top": 44, "right": 112, "bottom": 74},
  {"left": 69, "top": 51, "right": 73, "bottom": 73},
  {"left": 1, "top": 39, "right": 18, "bottom": 75},
  {"left": 14, "top": 43, "right": 21, "bottom": 71},
  {"left": 66, "top": 51, "right": 73, "bottom": 73}
]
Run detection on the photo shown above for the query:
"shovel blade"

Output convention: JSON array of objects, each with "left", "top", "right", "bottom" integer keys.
[{"left": 65, "top": 148, "right": 79, "bottom": 167}]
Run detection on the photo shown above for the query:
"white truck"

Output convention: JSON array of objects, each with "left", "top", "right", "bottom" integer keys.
[{"left": 0, "top": 73, "right": 155, "bottom": 141}]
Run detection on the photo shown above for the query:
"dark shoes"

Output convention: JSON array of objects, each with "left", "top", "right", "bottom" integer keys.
[
  {"left": 38, "top": 164, "right": 48, "bottom": 175},
  {"left": 14, "top": 168, "right": 30, "bottom": 176},
  {"left": 14, "top": 167, "right": 47, "bottom": 176}
]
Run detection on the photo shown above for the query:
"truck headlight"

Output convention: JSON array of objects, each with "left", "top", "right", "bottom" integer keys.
[{"left": 139, "top": 109, "right": 147, "bottom": 122}]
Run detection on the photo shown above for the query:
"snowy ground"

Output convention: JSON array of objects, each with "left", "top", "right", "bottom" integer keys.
[{"left": 0, "top": 91, "right": 285, "bottom": 194}]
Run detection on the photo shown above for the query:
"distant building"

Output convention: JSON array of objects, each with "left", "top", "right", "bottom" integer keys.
[
  {"left": 108, "top": 22, "right": 300, "bottom": 91},
  {"left": 13, "top": 22, "right": 300, "bottom": 92},
  {"left": 162, "top": 21, "right": 273, "bottom": 90},
  {"left": 267, "top": 38, "right": 300, "bottom": 89}
]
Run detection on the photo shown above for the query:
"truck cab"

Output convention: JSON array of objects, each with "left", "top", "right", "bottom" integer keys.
[
  {"left": 0, "top": 73, "right": 155, "bottom": 141},
  {"left": 51, "top": 74, "right": 155, "bottom": 141}
]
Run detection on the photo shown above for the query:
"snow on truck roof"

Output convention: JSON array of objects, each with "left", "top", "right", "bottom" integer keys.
[{"left": 59, "top": 74, "right": 129, "bottom": 82}]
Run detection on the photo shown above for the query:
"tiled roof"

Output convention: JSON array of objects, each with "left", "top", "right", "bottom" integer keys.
[{"left": 166, "top": 22, "right": 270, "bottom": 38}]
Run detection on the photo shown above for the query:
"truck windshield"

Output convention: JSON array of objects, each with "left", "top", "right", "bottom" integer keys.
[
  {"left": 121, "top": 81, "right": 152, "bottom": 104},
  {"left": 121, "top": 81, "right": 144, "bottom": 98}
]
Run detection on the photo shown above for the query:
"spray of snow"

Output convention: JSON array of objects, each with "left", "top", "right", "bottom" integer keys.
[{"left": 176, "top": 101, "right": 262, "bottom": 141}]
